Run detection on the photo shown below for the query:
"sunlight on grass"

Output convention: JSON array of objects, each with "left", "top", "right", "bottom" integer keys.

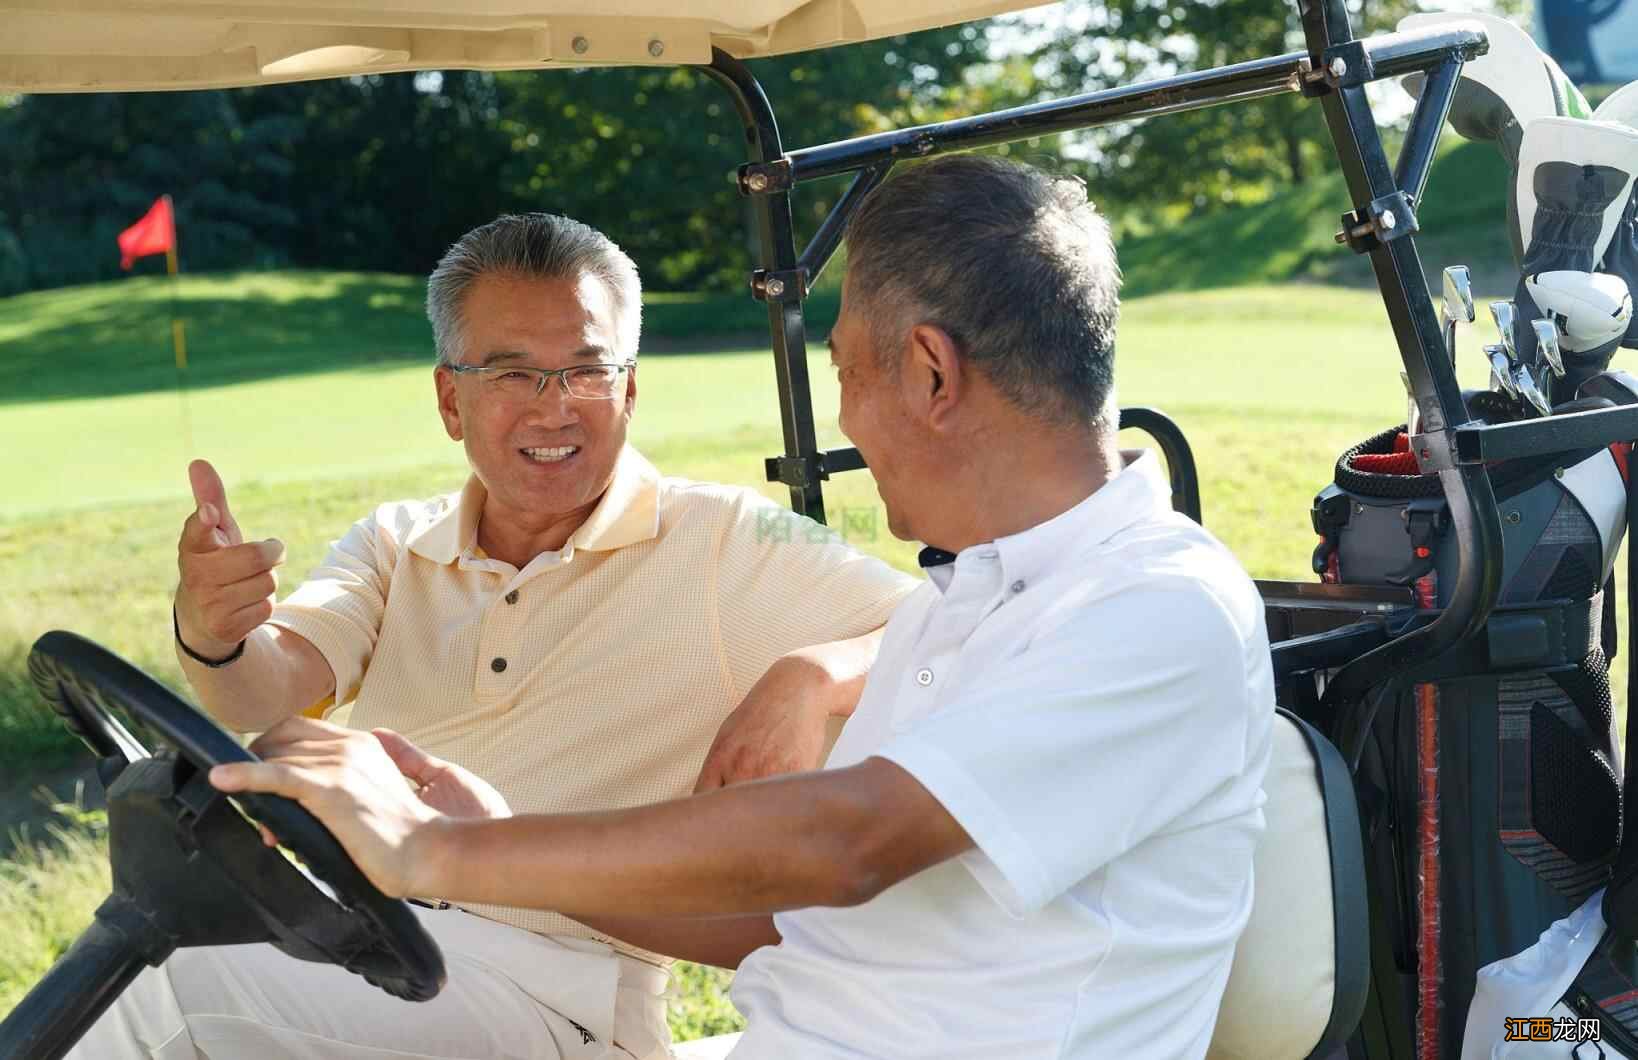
[{"left": 0, "top": 812, "right": 111, "bottom": 1016}]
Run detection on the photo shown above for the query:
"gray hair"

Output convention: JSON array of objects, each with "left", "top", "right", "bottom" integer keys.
[
  {"left": 426, "top": 213, "right": 642, "bottom": 366},
  {"left": 843, "top": 155, "right": 1121, "bottom": 427}
]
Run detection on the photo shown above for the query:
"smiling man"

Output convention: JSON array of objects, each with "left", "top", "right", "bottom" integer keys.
[
  {"left": 205, "top": 157, "right": 1276, "bottom": 1060},
  {"left": 72, "top": 213, "right": 916, "bottom": 1060}
]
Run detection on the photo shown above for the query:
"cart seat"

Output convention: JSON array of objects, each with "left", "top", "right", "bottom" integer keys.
[
  {"left": 673, "top": 710, "right": 1369, "bottom": 1060},
  {"left": 1208, "top": 708, "right": 1369, "bottom": 1059}
]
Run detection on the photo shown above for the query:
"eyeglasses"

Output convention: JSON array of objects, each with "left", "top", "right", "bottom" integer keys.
[{"left": 445, "top": 361, "right": 635, "bottom": 401}]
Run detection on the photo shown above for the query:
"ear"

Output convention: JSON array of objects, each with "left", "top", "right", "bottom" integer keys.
[
  {"left": 622, "top": 362, "right": 638, "bottom": 421},
  {"left": 902, "top": 323, "right": 966, "bottom": 431},
  {"left": 434, "top": 366, "right": 464, "bottom": 442}
]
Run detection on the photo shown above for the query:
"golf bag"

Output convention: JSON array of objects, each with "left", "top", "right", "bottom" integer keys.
[{"left": 1304, "top": 393, "right": 1633, "bottom": 1057}]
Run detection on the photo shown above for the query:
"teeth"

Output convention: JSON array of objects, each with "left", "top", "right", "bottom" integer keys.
[{"left": 522, "top": 446, "right": 578, "bottom": 462}]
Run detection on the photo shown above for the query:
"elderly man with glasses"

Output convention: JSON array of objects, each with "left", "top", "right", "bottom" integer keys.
[{"left": 74, "top": 214, "right": 915, "bottom": 1060}]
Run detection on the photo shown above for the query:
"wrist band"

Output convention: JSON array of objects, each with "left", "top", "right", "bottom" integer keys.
[{"left": 173, "top": 607, "right": 246, "bottom": 668}]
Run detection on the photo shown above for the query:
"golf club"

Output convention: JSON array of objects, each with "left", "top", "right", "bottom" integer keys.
[
  {"left": 1531, "top": 319, "right": 1564, "bottom": 378},
  {"left": 1490, "top": 300, "right": 1519, "bottom": 364},
  {"left": 1487, "top": 343, "right": 1520, "bottom": 399},
  {"left": 1442, "top": 265, "right": 1475, "bottom": 365},
  {"left": 1513, "top": 362, "right": 1552, "bottom": 416}
]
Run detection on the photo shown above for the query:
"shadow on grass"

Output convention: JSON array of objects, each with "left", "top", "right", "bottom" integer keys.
[
  {"left": 0, "top": 640, "right": 82, "bottom": 771},
  {"left": 0, "top": 271, "right": 839, "bottom": 407}
]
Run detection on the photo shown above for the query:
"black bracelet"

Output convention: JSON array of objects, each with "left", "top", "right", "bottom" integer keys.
[{"left": 173, "top": 607, "right": 246, "bottom": 668}]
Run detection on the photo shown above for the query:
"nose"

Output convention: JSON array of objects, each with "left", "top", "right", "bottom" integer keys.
[{"left": 521, "top": 379, "right": 580, "bottom": 427}]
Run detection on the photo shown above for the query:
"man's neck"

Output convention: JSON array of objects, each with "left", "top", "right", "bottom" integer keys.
[
  {"left": 927, "top": 427, "right": 1121, "bottom": 554},
  {"left": 475, "top": 496, "right": 600, "bottom": 568}
]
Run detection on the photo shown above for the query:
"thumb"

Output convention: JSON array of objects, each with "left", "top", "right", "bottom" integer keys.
[
  {"left": 189, "top": 459, "right": 243, "bottom": 546},
  {"left": 373, "top": 729, "right": 439, "bottom": 786}
]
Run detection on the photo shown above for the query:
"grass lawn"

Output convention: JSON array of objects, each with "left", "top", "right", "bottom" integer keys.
[{"left": 0, "top": 272, "right": 1629, "bottom": 1039}]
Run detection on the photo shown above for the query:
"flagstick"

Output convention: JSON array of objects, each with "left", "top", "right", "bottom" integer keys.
[{"left": 164, "top": 210, "right": 194, "bottom": 459}]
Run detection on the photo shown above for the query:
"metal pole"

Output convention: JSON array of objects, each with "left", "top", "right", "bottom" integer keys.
[{"left": 699, "top": 50, "right": 829, "bottom": 522}]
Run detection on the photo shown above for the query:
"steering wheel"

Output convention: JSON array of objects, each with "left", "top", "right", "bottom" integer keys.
[{"left": 0, "top": 631, "right": 446, "bottom": 1060}]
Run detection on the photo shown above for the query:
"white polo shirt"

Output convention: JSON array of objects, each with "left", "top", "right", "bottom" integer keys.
[{"left": 728, "top": 450, "right": 1275, "bottom": 1059}]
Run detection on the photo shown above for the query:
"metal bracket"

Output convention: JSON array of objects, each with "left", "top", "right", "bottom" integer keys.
[
  {"left": 750, "top": 268, "right": 808, "bottom": 303},
  {"left": 1408, "top": 427, "right": 1459, "bottom": 473},
  {"left": 1297, "top": 41, "right": 1373, "bottom": 97},
  {"left": 765, "top": 453, "right": 824, "bottom": 489},
  {"left": 1334, "top": 190, "right": 1419, "bottom": 254},
  {"left": 736, "top": 158, "right": 793, "bottom": 196}
]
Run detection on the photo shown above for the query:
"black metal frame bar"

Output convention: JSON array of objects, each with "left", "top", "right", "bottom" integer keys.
[{"left": 698, "top": 20, "right": 1494, "bottom": 530}]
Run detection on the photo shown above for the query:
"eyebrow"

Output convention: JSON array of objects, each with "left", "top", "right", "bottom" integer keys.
[{"left": 477, "top": 345, "right": 610, "bottom": 367}]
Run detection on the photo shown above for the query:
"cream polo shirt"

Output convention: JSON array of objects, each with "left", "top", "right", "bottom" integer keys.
[
  {"left": 268, "top": 446, "right": 917, "bottom": 957},
  {"left": 729, "top": 451, "right": 1275, "bottom": 1058}
]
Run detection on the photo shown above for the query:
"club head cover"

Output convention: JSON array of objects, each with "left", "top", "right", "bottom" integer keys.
[
  {"left": 1515, "top": 117, "right": 1637, "bottom": 276},
  {"left": 1402, "top": 13, "right": 1594, "bottom": 263},
  {"left": 1525, "top": 271, "right": 1634, "bottom": 352},
  {"left": 1593, "top": 82, "right": 1638, "bottom": 347},
  {"left": 1400, "top": 13, "right": 1591, "bottom": 161},
  {"left": 1594, "top": 81, "right": 1638, "bottom": 129},
  {"left": 1517, "top": 271, "right": 1630, "bottom": 393}
]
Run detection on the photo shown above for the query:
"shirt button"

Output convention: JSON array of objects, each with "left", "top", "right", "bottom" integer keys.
[
  {"left": 915, "top": 668, "right": 933, "bottom": 686},
  {"left": 505, "top": 590, "right": 519, "bottom": 605},
  {"left": 1010, "top": 579, "right": 1026, "bottom": 593},
  {"left": 491, "top": 657, "right": 508, "bottom": 673}
]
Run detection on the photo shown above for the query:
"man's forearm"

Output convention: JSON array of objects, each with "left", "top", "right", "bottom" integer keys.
[
  {"left": 577, "top": 913, "right": 781, "bottom": 970},
  {"left": 795, "top": 625, "right": 884, "bottom": 720},
  {"left": 178, "top": 623, "right": 334, "bottom": 732},
  {"left": 417, "top": 758, "right": 971, "bottom": 919}
]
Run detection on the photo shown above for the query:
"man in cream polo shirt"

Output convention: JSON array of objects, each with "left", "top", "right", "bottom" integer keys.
[
  {"left": 71, "top": 214, "right": 915, "bottom": 1060},
  {"left": 208, "top": 157, "right": 1276, "bottom": 1059}
]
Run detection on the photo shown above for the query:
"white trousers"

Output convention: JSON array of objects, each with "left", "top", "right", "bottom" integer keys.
[{"left": 65, "top": 905, "right": 673, "bottom": 1060}]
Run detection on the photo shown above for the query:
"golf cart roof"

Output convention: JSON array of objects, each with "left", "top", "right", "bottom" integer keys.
[{"left": 0, "top": 0, "right": 1042, "bottom": 93}]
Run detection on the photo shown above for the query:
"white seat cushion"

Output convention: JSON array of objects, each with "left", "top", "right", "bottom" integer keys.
[{"left": 1208, "top": 713, "right": 1338, "bottom": 1060}]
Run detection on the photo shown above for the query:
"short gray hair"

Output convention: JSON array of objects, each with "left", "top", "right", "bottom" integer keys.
[
  {"left": 426, "top": 213, "right": 642, "bottom": 366},
  {"left": 844, "top": 155, "right": 1121, "bottom": 427}
]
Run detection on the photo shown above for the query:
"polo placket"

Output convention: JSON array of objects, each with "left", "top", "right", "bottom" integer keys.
[
  {"left": 894, "top": 551, "right": 1004, "bottom": 732},
  {"left": 474, "top": 550, "right": 568, "bottom": 703}
]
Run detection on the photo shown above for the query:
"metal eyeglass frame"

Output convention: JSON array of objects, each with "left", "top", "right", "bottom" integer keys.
[{"left": 443, "top": 360, "right": 636, "bottom": 400}]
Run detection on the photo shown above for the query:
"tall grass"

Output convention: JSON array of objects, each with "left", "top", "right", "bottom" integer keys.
[{"left": 0, "top": 810, "right": 111, "bottom": 1016}]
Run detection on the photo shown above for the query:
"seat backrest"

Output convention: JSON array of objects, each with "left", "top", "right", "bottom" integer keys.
[{"left": 1208, "top": 708, "right": 1369, "bottom": 1060}]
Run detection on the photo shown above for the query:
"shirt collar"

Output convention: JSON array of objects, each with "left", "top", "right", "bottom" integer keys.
[
  {"left": 991, "top": 449, "right": 1169, "bottom": 589},
  {"left": 921, "top": 449, "right": 1169, "bottom": 594},
  {"left": 406, "top": 445, "right": 662, "bottom": 565}
]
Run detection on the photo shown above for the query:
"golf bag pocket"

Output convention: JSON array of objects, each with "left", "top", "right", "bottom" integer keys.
[{"left": 1462, "top": 890, "right": 1637, "bottom": 1058}]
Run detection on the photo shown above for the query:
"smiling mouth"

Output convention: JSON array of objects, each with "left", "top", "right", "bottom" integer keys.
[{"left": 520, "top": 446, "right": 580, "bottom": 463}]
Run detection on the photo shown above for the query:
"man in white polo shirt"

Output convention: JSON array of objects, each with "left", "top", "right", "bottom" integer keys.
[{"left": 212, "top": 156, "right": 1276, "bottom": 1059}]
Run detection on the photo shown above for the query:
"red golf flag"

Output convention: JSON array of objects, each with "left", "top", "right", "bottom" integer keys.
[{"left": 117, "top": 195, "right": 175, "bottom": 270}]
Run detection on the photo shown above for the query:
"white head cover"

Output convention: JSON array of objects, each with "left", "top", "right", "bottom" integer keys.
[
  {"left": 1596, "top": 81, "right": 1638, "bottom": 132},
  {"left": 1515, "top": 116, "right": 1638, "bottom": 267},
  {"left": 1525, "top": 271, "right": 1634, "bottom": 353},
  {"left": 1398, "top": 12, "right": 1592, "bottom": 160}
]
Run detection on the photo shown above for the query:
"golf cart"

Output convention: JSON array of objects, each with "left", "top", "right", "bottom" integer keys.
[{"left": 5, "top": 1, "right": 1638, "bottom": 1057}]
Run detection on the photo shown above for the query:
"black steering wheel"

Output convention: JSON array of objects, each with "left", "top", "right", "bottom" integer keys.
[{"left": 0, "top": 631, "right": 446, "bottom": 1060}]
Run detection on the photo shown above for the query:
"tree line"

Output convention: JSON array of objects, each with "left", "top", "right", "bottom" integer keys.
[{"left": 0, "top": 0, "right": 1450, "bottom": 298}]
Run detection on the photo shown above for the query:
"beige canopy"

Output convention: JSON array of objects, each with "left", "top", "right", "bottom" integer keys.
[{"left": 1, "top": 0, "right": 1045, "bottom": 93}]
